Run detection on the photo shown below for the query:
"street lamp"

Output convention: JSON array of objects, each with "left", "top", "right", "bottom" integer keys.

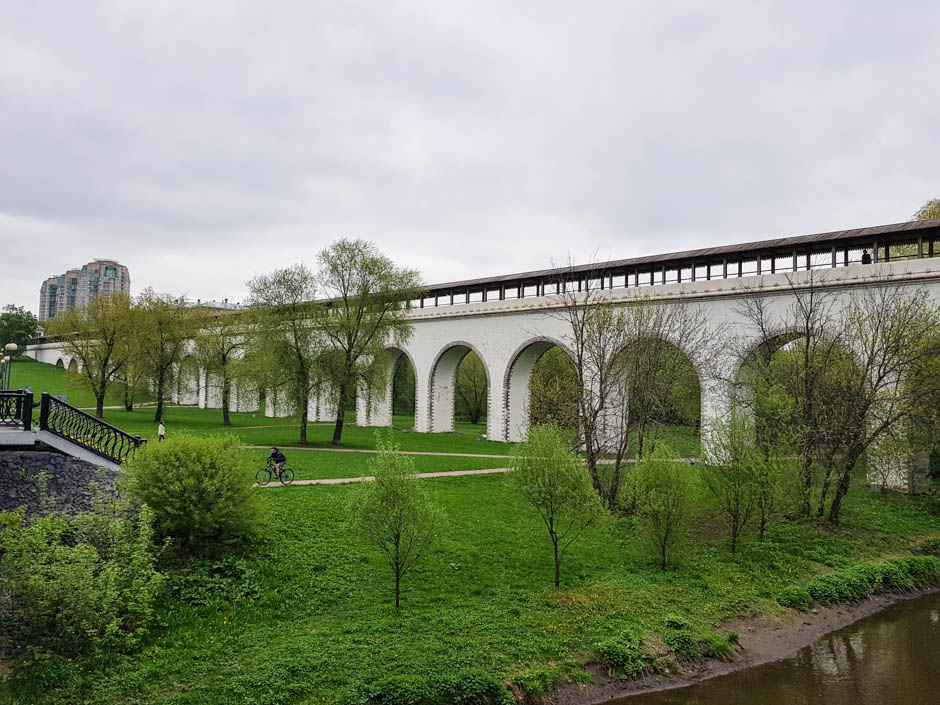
[
  {"left": 0, "top": 358, "right": 6, "bottom": 391},
  {"left": 3, "top": 344, "right": 16, "bottom": 390}
]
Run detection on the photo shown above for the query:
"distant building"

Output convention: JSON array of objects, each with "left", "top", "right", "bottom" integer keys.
[{"left": 39, "top": 259, "right": 131, "bottom": 320}]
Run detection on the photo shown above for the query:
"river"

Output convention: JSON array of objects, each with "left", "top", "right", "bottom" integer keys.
[{"left": 610, "top": 592, "right": 939, "bottom": 705}]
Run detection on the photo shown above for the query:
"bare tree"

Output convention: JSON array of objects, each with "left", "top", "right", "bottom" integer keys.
[{"left": 547, "top": 260, "right": 719, "bottom": 508}]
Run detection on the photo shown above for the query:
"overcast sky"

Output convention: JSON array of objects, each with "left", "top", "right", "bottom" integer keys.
[{"left": 2, "top": 0, "right": 938, "bottom": 314}]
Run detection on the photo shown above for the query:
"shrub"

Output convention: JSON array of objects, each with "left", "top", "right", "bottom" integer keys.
[
  {"left": 701, "top": 633, "right": 733, "bottom": 661},
  {"left": 915, "top": 537, "right": 940, "bottom": 557},
  {"left": 361, "top": 671, "right": 512, "bottom": 705},
  {"left": 0, "top": 502, "right": 163, "bottom": 657},
  {"left": 796, "top": 556, "right": 940, "bottom": 608},
  {"left": 165, "top": 555, "right": 260, "bottom": 607},
  {"left": 664, "top": 628, "right": 698, "bottom": 658},
  {"left": 594, "top": 630, "right": 645, "bottom": 679},
  {"left": 727, "top": 632, "right": 740, "bottom": 646},
  {"left": 508, "top": 666, "right": 565, "bottom": 703},
  {"left": 363, "top": 675, "right": 433, "bottom": 705},
  {"left": 121, "top": 434, "right": 260, "bottom": 549},
  {"left": 777, "top": 586, "right": 811, "bottom": 611}
]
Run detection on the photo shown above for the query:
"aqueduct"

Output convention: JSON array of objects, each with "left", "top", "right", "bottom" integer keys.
[{"left": 27, "top": 219, "right": 940, "bottom": 454}]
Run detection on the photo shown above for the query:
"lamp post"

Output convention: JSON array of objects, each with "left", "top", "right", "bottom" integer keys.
[
  {"left": 3, "top": 343, "right": 17, "bottom": 390},
  {"left": 0, "top": 358, "right": 6, "bottom": 391}
]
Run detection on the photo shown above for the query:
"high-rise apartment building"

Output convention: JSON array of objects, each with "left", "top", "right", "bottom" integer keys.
[{"left": 39, "top": 259, "right": 131, "bottom": 320}]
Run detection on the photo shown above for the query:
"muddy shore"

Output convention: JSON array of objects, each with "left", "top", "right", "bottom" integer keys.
[{"left": 548, "top": 586, "right": 940, "bottom": 705}]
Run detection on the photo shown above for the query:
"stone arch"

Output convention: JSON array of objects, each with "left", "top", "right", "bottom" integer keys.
[
  {"left": 55, "top": 358, "right": 64, "bottom": 369},
  {"left": 427, "top": 341, "right": 491, "bottom": 434},
  {"left": 363, "top": 346, "right": 419, "bottom": 428},
  {"left": 67, "top": 358, "right": 78, "bottom": 373},
  {"left": 503, "top": 336, "right": 571, "bottom": 442}
]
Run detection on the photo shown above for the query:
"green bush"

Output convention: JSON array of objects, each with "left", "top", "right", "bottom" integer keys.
[
  {"left": 701, "top": 633, "right": 733, "bottom": 661},
  {"left": 0, "top": 502, "right": 163, "bottom": 658},
  {"left": 165, "top": 555, "right": 260, "bottom": 607},
  {"left": 915, "top": 537, "right": 940, "bottom": 557},
  {"left": 594, "top": 630, "right": 645, "bottom": 678},
  {"left": 777, "top": 586, "right": 811, "bottom": 611},
  {"left": 363, "top": 675, "right": 433, "bottom": 705},
  {"left": 509, "top": 666, "right": 565, "bottom": 703},
  {"left": 796, "top": 556, "right": 940, "bottom": 607},
  {"left": 361, "top": 671, "right": 511, "bottom": 705},
  {"left": 122, "top": 433, "right": 260, "bottom": 549}
]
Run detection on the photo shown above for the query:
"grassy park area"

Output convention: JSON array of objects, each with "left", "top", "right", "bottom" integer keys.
[{"left": 3, "top": 361, "right": 938, "bottom": 705}]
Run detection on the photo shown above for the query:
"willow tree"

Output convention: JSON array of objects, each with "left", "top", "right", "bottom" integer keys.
[
  {"left": 194, "top": 307, "right": 247, "bottom": 426},
  {"left": 246, "top": 264, "right": 322, "bottom": 445},
  {"left": 45, "top": 293, "right": 132, "bottom": 418},
  {"left": 132, "top": 290, "right": 200, "bottom": 423},
  {"left": 315, "top": 239, "right": 424, "bottom": 446}
]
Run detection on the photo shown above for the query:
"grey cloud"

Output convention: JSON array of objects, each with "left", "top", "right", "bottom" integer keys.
[{"left": 1, "top": 0, "right": 938, "bottom": 312}]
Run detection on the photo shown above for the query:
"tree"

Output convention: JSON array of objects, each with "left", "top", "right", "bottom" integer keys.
[
  {"left": 391, "top": 355, "right": 416, "bottom": 416},
  {"left": 914, "top": 199, "right": 940, "bottom": 221},
  {"left": 702, "top": 416, "right": 762, "bottom": 553},
  {"left": 455, "top": 351, "right": 487, "bottom": 424},
  {"left": 45, "top": 293, "right": 132, "bottom": 418},
  {"left": 631, "top": 445, "right": 692, "bottom": 570},
  {"left": 509, "top": 425, "right": 605, "bottom": 588},
  {"left": 194, "top": 308, "right": 247, "bottom": 426},
  {"left": 245, "top": 264, "right": 322, "bottom": 445},
  {"left": 316, "top": 239, "right": 424, "bottom": 446},
  {"left": 529, "top": 346, "right": 579, "bottom": 430},
  {"left": 547, "top": 260, "right": 718, "bottom": 508},
  {"left": 351, "top": 440, "right": 443, "bottom": 609},
  {"left": 132, "top": 290, "right": 199, "bottom": 423},
  {"left": 0, "top": 304, "right": 38, "bottom": 352}
]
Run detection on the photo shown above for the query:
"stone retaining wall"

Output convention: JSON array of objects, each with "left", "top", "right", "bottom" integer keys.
[{"left": 0, "top": 451, "right": 119, "bottom": 517}]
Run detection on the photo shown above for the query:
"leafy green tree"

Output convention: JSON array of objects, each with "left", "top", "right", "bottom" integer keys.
[
  {"left": 703, "top": 416, "right": 765, "bottom": 552},
  {"left": 122, "top": 434, "right": 260, "bottom": 550},
  {"left": 315, "top": 239, "right": 424, "bottom": 446},
  {"left": 0, "top": 304, "right": 38, "bottom": 351},
  {"left": 914, "top": 199, "right": 940, "bottom": 220},
  {"left": 194, "top": 308, "right": 247, "bottom": 426},
  {"left": 510, "top": 425, "right": 605, "bottom": 588},
  {"left": 529, "top": 346, "right": 579, "bottom": 430},
  {"left": 455, "top": 351, "right": 487, "bottom": 424},
  {"left": 45, "top": 293, "right": 133, "bottom": 418},
  {"left": 246, "top": 263, "right": 322, "bottom": 445},
  {"left": 132, "top": 290, "right": 200, "bottom": 423},
  {"left": 391, "top": 355, "right": 416, "bottom": 416},
  {"left": 351, "top": 440, "right": 443, "bottom": 609},
  {"left": 631, "top": 444, "right": 692, "bottom": 570}
]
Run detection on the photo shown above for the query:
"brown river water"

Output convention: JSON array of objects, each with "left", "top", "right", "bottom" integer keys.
[{"left": 609, "top": 592, "right": 940, "bottom": 705}]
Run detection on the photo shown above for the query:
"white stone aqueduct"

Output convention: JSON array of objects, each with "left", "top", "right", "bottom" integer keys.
[{"left": 30, "top": 256, "right": 940, "bottom": 457}]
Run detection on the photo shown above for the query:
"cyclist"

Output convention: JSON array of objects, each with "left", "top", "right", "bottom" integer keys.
[{"left": 267, "top": 446, "right": 287, "bottom": 478}]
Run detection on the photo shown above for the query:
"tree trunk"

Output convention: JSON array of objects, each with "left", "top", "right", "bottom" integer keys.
[
  {"left": 731, "top": 521, "right": 738, "bottom": 554},
  {"left": 395, "top": 569, "right": 401, "bottom": 610},
  {"left": 827, "top": 450, "right": 862, "bottom": 525},
  {"left": 332, "top": 388, "right": 347, "bottom": 446},
  {"left": 222, "top": 373, "right": 231, "bottom": 426},
  {"left": 154, "top": 373, "right": 165, "bottom": 422},
  {"left": 299, "top": 404, "right": 309, "bottom": 446},
  {"left": 123, "top": 383, "right": 134, "bottom": 412},
  {"left": 95, "top": 392, "right": 105, "bottom": 419},
  {"left": 553, "top": 538, "right": 560, "bottom": 589}
]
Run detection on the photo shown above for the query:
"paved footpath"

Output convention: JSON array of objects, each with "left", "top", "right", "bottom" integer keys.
[
  {"left": 245, "top": 444, "right": 512, "bottom": 459},
  {"left": 258, "top": 467, "right": 511, "bottom": 487}
]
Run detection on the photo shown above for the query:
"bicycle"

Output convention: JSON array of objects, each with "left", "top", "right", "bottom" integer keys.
[{"left": 256, "top": 460, "right": 295, "bottom": 486}]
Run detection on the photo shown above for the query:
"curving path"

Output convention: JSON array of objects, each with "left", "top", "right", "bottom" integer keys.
[{"left": 256, "top": 467, "right": 510, "bottom": 487}]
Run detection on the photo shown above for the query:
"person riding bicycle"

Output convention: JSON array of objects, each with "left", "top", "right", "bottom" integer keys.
[{"left": 267, "top": 446, "right": 287, "bottom": 478}]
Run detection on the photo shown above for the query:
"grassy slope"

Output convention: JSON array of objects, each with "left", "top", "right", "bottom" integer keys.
[
  {"left": 9, "top": 357, "right": 131, "bottom": 409},
  {"left": 13, "top": 470, "right": 938, "bottom": 705}
]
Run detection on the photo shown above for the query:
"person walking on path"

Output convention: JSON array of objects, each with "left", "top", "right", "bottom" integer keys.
[{"left": 158, "top": 421, "right": 166, "bottom": 442}]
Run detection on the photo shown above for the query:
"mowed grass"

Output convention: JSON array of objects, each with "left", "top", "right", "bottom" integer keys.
[
  {"left": 243, "top": 448, "right": 509, "bottom": 481},
  {"left": 8, "top": 357, "right": 136, "bottom": 409},
  {"left": 13, "top": 469, "right": 939, "bottom": 705}
]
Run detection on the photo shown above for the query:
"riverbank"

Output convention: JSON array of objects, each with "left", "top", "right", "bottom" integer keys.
[{"left": 550, "top": 586, "right": 940, "bottom": 705}]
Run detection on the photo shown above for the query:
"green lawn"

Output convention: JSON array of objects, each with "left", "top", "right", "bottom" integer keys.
[
  {"left": 8, "top": 357, "right": 135, "bottom": 409},
  {"left": 10, "top": 468, "right": 937, "bottom": 705}
]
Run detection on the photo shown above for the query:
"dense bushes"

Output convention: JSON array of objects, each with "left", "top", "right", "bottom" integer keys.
[
  {"left": 593, "top": 630, "right": 646, "bottom": 678},
  {"left": 0, "top": 501, "right": 163, "bottom": 659},
  {"left": 358, "top": 670, "right": 513, "bottom": 705},
  {"left": 777, "top": 556, "right": 940, "bottom": 609},
  {"left": 122, "top": 434, "right": 260, "bottom": 549}
]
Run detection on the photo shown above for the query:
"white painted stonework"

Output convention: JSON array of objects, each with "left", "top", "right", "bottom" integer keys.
[{"left": 27, "top": 259, "right": 940, "bottom": 487}]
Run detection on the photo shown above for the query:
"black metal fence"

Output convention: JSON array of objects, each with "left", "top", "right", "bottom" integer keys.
[
  {"left": 0, "top": 390, "right": 32, "bottom": 429},
  {"left": 38, "top": 393, "right": 145, "bottom": 464}
]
